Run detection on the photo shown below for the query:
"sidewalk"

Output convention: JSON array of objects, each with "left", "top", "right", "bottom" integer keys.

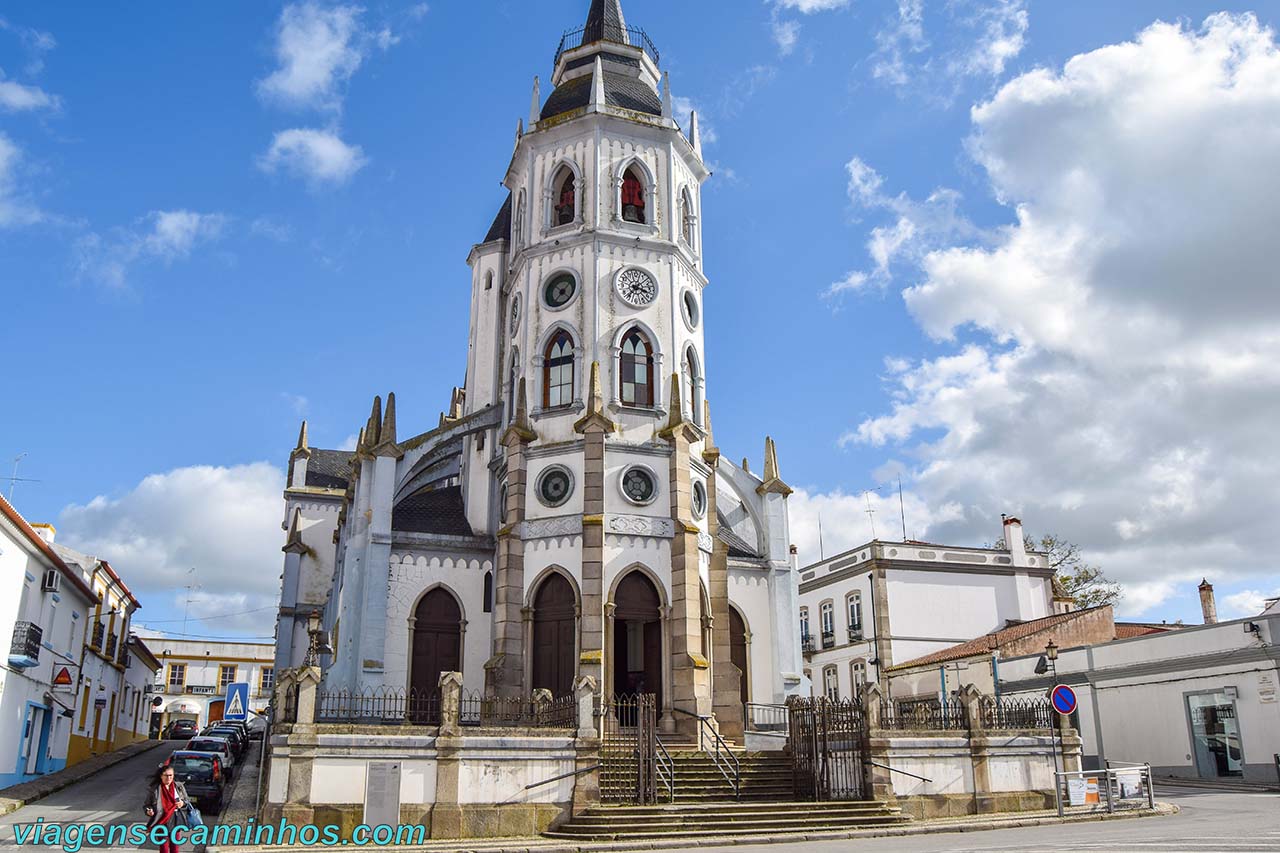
[
  {"left": 208, "top": 801, "right": 1177, "bottom": 853},
  {"left": 0, "top": 739, "right": 166, "bottom": 816}
]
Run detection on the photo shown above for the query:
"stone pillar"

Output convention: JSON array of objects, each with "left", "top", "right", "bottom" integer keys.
[
  {"left": 661, "top": 375, "right": 711, "bottom": 737},
  {"left": 572, "top": 676, "right": 601, "bottom": 815},
  {"left": 961, "top": 685, "right": 994, "bottom": 814},
  {"left": 703, "top": 414, "right": 743, "bottom": 740},
  {"left": 432, "top": 671, "right": 464, "bottom": 839},
  {"left": 295, "top": 666, "right": 321, "bottom": 725},
  {"left": 575, "top": 363, "right": 615, "bottom": 691},
  {"left": 489, "top": 383, "right": 536, "bottom": 697},
  {"left": 861, "top": 684, "right": 896, "bottom": 804},
  {"left": 1058, "top": 712, "right": 1083, "bottom": 774}
]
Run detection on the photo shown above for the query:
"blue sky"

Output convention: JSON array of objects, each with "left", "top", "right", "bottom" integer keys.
[{"left": 3, "top": 0, "right": 1279, "bottom": 638}]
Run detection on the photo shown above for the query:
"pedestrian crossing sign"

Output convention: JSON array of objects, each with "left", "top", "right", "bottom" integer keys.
[{"left": 225, "top": 682, "right": 249, "bottom": 720}]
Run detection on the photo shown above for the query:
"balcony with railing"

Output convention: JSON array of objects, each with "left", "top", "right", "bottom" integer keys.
[
  {"left": 847, "top": 622, "right": 864, "bottom": 642},
  {"left": 8, "top": 621, "right": 43, "bottom": 669},
  {"left": 800, "top": 633, "right": 815, "bottom": 653},
  {"left": 90, "top": 621, "right": 105, "bottom": 650},
  {"left": 821, "top": 629, "right": 836, "bottom": 650},
  {"left": 105, "top": 632, "right": 118, "bottom": 660},
  {"left": 554, "top": 23, "right": 659, "bottom": 68}
]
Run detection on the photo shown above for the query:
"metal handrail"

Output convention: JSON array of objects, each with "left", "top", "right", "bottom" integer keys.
[
  {"left": 655, "top": 737, "right": 675, "bottom": 802},
  {"left": 672, "top": 707, "right": 740, "bottom": 801},
  {"left": 867, "top": 760, "right": 931, "bottom": 783}
]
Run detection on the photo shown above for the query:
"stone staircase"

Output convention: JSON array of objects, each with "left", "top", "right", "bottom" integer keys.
[
  {"left": 545, "top": 800, "right": 910, "bottom": 841},
  {"left": 572, "top": 743, "right": 909, "bottom": 841}
]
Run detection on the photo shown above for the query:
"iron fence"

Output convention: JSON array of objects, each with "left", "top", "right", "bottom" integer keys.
[
  {"left": 879, "top": 697, "right": 968, "bottom": 730},
  {"left": 981, "top": 696, "right": 1054, "bottom": 730},
  {"left": 788, "top": 697, "right": 864, "bottom": 801},
  {"left": 458, "top": 691, "right": 577, "bottom": 729},
  {"left": 554, "top": 24, "right": 660, "bottom": 67},
  {"left": 600, "top": 693, "right": 658, "bottom": 804},
  {"left": 315, "top": 687, "right": 442, "bottom": 725}
]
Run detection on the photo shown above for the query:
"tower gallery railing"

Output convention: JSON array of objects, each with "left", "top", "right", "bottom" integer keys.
[{"left": 554, "top": 24, "right": 660, "bottom": 67}]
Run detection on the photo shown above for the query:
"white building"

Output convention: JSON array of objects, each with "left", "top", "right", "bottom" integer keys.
[
  {"left": 0, "top": 497, "right": 99, "bottom": 788},
  {"left": 797, "top": 516, "right": 1061, "bottom": 701},
  {"left": 997, "top": 583, "right": 1280, "bottom": 783},
  {"left": 275, "top": 0, "right": 805, "bottom": 740},
  {"left": 143, "top": 637, "right": 275, "bottom": 730}
]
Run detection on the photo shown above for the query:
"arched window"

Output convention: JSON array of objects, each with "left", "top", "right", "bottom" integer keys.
[
  {"left": 680, "top": 188, "right": 694, "bottom": 245},
  {"left": 846, "top": 592, "right": 863, "bottom": 639},
  {"left": 506, "top": 351, "right": 519, "bottom": 424},
  {"left": 542, "top": 331, "right": 575, "bottom": 409},
  {"left": 820, "top": 600, "right": 835, "bottom": 648},
  {"left": 683, "top": 347, "right": 701, "bottom": 425},
  {"left": 619, "top": 328, "right": 654, "bottom": 407},
  {"left": 850, "top": 660, "right": 867, "bottom": 692},
  {"left": 799, "top": 607, "right": 810, "bottom": 648},
  {"left": 483, "top": 571, "right": 493, "bottom": 614},
  {"left": 823, "top": 665, "right": 839, "bottom": 701},
  {"left": 621, "top": 167, "right": 646, "bottom": 224},
  {"left": 554, "top": 167, "right": 576, "bottom": 226},
  {"left": 514, "top": 192, "right": 526, "bottom": 246}
]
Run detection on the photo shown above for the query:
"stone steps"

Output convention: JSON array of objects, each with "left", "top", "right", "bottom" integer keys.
[{"left": 546, "top": 801, "right": 909, "bottom": 840}]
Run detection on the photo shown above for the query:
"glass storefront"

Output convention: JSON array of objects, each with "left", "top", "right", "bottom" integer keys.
[{"left": 1186, "top": 691, "right": 1243, "bottom": 778}]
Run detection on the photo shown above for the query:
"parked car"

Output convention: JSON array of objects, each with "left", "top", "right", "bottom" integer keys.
[
  {"left": 245, "top": 714, "right": 267, "bottom": 740},
  {"left": 165, "top": 751, "right": 227, "bottom": 814},
  {"left": 163, "top": 719, "right": 198, "bottom": 740},
  {"left": 204, "top": 725, "right": 248, "bottom": 758},
  {"left": 184, "top": 736, "right": 237, "bottom": 780}
]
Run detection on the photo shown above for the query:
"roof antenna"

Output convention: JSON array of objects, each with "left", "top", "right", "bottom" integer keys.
[
  {"left": 818, "top": 512, "right": 825, "bottom": 561},
  {"left": 864, "top": 491, "right": 878, "bottom": 540},
  {"left": 897, "top": 475, "right": 908, "bottom": 541},
  {"left": 6, "top": 453, "right": 41, "bottom": 503}
]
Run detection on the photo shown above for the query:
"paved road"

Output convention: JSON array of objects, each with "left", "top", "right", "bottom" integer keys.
[
  {"left": 0, "top": 738, "right": 258, "bottom": 852},
  {"left": 689, "top": 786, "right": 1280, "bottom": 853}
]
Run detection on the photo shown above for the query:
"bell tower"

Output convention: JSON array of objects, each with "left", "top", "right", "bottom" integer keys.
[{"left": 468, "top": 0, "right": 728, "bottom": 737}]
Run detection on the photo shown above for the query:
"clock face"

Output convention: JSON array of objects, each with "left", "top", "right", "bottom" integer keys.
[{"left": 616, "top": 269, "right": 657, "bottom": 307}]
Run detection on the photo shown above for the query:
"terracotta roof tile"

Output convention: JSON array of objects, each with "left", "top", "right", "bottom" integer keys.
[{"left": 889, "top": 606, "right": 1109, "bottom": 671}]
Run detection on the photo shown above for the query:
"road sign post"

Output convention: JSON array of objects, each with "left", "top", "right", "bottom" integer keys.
[
  {"left": 224, "top": 682, "right": 250, "bottom": 721},
  {"left": 1047, "top": 683, "right": 1076, "bottom": 814}
]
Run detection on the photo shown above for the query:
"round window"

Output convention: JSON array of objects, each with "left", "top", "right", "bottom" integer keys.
[
  {"left": 682, "top": 291, "right": 700, "bottom": 329},
  {"left": 544, "top": 273, "right": 577, "bottom": 309},
  {"left": 620, "top": 466, "right": 658, "bottom": 505},
  {"left": 537, "top": 466, "right": 574, "bottom": 507},
  {"left": 692, "top": 480, "right": 707, "bottom": 519}
]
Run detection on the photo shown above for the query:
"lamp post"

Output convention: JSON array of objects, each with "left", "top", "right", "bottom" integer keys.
[{"left": 1045, "top": 639, "right": 1064, "bottom": 808}]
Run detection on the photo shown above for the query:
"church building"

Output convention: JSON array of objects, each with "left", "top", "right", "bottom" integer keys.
[{"left": 274, "top": 0, "right": 806, "bottom": 739}]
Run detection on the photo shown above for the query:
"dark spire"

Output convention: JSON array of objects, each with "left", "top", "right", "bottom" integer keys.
[{"left": 584, "top": 0, "right": 627, "bottom": 43}]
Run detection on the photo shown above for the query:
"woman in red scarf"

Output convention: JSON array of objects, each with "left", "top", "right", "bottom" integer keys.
[{"left": 144, "top": 764, "right": 190, "bottom": 853}]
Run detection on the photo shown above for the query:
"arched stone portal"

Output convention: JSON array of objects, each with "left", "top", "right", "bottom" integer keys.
[
  {"left": 532, "top": 573, "right": 577, "bottom": 697},
  {"left": 729, "top": 607, "right": 749, "bottom": 706},
  {"left": 410, "top": 588, "right": 462, "bottom": 699},
  {"left": 611, "top": 571, "right": 664, "bottom": 713}
]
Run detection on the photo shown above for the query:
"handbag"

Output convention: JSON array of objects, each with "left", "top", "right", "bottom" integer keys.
[{"left": 181, "top": 804, "right": 205, "bottom": 829}]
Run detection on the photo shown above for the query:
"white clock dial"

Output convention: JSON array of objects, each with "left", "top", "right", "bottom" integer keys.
[{"left": 616, "top": 269, "right": 657, "bottom": 307}]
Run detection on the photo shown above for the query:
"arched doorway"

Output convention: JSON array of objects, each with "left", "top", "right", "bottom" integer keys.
[
  {"left": 612, "top": 571, "right": 663, "bottom": 712},
  {"left": 532, "top": 573, "right": 576, "bottom": 697},
  {"left": 410, "top": 588, "right": 462, "bottom": 701},
  {"left": 729, "top": 607, "right": 749, "bottom": 706}
]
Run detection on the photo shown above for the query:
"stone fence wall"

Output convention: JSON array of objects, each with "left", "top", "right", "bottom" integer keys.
[
  {"left": 863, "top": 684, "right": 1082, "bottom": 819},
  {"left": 263, "top": 668, "right": 599, "bottom": 839}
]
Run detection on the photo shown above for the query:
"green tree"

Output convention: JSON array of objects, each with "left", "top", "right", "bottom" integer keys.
[{"left": 994, "top": 532, "right": 1122, "bottom": 608}]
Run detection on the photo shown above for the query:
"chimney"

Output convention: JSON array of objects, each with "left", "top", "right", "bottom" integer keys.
[
  {"left": 1002, "top": 514, "right": 1028, "bottom": 566},
  {"left": 30, "top": 523, "right": 56, "bottom": 544},
  {"left": 1198, "top": 579, "right": 1218, "bottom": 625},
  {"left": 789, "top": 544, "right": 798, "bottom": 571}
]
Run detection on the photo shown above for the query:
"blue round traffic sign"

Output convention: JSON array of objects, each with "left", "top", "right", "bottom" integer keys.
[{"left": 1051, "top": 684, "right": 1077, "bottom": 715}]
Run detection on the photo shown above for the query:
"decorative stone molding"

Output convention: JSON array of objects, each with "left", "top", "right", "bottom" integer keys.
[
  {"left": 606, "top": 514, "right": 675, "bottom": 538},
  {"left": 697, "top": 531, "right": 714, "bottom": 553},
  {"left": 519, "top": 515, "right": 583, "bottom": 539}
]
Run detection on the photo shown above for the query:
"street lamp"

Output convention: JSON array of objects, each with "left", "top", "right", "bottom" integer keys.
[{"left": 1045, "top": 639, "right": 1063, "bottom": 801}]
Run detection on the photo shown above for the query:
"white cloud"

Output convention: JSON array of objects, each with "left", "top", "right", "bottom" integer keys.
[
  {"left": 871, "top": 0, "right": 1028, "bottom": 93},
  {"left": 280, "top": 392, "right": 309, "bottom": 415},
  {"left": 772, "top": 0, "right": 849, "bottom": 12},
  {"left": 842, "top": 13, "right": 1280, "bottom": 616},
  {"left": 0, "top": 75, "right": 58, "bottom": 111},
  {"left": 788, "top": 486, "right": 958, "bottom": 568},
  {"left": 256, "top": 2, "right": 376, "bottom": 112},
  {"left": 0, "top": 17, "right": 57, "bottom": 75},
  {"left": 338, "top": 434, "right": 359, "bottom": 451},
  {"left": 1222, "top": 588, "right": 1279, "bottom": 618},
  {"left": 250, "top": 216, "right": 293, "bottom": 242},
  {"left": 0, "top": 132, "right": 42, "bottom": 227},
  {"left": 58, "top": 464, "right": 287, "bottom": 620},
  {"left": 258, "top": 127, "right": 367, "bottom": 187},
  {"left": 75, "top": 209, "right": 227, "bottom": 287},
  {"left": 772, "top": 19, "right": 801, "bottom": 56}
]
